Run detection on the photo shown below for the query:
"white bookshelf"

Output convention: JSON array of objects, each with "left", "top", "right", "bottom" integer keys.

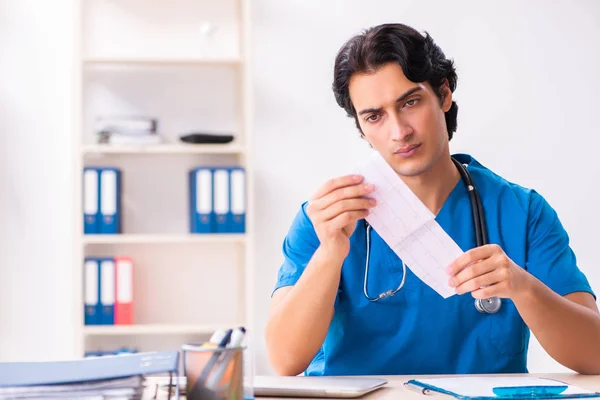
[{"left": 74, "top": 0, "right": 254, "bottom": 358}]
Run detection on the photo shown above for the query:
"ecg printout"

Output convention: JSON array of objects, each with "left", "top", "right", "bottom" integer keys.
[{"left": 354, "top": 152, "right": 463, "bottom": 298}]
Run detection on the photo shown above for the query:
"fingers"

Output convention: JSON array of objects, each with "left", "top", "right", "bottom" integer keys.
[
  {"left": 449, "top": 258, "right": 495, "bottom": 288},
  {"left": 327, "top": 210, "right": 370, "bottom": 233},
  {"left": 314, "top": 182, "right": 375, "bottom": 213},
  {"left": 446, "top": 244, "right": 502, "bottom": 276},
  {"left": 310, "top": 174, "right": 365, "bottom": 201},
  {"left": 453, "top": 266, "right": 509, "bottom": 295},
  {"left": 319, "top": 198, "right": 376, "bottom": 222},
  {"left": 306, "top": 174, "right": 376, "bottom": 245},
  {"left": 470, "top": 283, "right": 503, "bottom": 300},
  {"left": 306, "top": 176, "right": 375, "bottom": 224}
]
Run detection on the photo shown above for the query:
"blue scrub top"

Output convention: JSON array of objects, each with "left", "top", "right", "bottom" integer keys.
[{"left": 273, "top": 153, "right": 595, "bottom": 376}]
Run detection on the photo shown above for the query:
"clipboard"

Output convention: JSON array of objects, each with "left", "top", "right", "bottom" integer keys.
[{"left": 404, "top": 377, "right": 600, "bottom": 399}]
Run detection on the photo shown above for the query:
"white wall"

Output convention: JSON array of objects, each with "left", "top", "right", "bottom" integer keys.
[
  {"left": 1, "top": 0, "right": 599, "bottom": 376},
  {"left": 250, "top": 0, "right": 600, "bottom": 374},
  {"left": 0, "top": 0, "right": 77, "bottom": 360}
]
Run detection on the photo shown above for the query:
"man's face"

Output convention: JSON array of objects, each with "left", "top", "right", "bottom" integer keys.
[{"left": 348, "top": 62, "right": 452, "bottom": 177}]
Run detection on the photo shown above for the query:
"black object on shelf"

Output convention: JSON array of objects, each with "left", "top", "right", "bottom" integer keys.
[{"left": 179, "top": 133, "right": 234, "bottom": 144}]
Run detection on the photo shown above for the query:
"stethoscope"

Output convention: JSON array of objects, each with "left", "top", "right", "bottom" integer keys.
[{"left": 363, "top": 156, "right": 502, "bottom": 314}]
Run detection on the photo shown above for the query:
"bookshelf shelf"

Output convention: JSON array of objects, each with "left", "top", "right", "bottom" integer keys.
[
  {"left": 82, "top": 234, "right": 246, "bottom": 245},
  {"left": 83, "top": 57, "right": 242, "bottom": 67},
  {"left": 81, "top": 143, "right": 245, "bottom": 155},
  {"left": 84, "top": 324, "right": 232, "bottom": 336}
]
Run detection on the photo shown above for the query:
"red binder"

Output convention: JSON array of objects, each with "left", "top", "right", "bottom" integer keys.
[{"left": 114, "top": 256, "right": 134, "bottom": 325}]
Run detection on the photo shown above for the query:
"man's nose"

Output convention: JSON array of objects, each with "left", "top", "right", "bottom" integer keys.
[{"left": 389, "top": 113, "right": 413, "bottom": 141}]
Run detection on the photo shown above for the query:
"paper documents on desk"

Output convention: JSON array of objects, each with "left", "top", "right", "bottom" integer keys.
[{"left": 354, "top": 152, "right": 462, "bottom": 298}]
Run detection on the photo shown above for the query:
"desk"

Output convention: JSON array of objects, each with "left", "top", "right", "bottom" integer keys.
[{"left": 145, "top": 374, "right": 600, "bottom": 399}]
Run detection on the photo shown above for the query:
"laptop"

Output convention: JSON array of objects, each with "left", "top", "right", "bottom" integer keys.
[{"left": 253, "top": 376, "right": 388, "bottom": 398}]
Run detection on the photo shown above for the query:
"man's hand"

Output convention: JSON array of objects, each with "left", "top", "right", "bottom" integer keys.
[
  {"left": 305, "top": 174, "right": 376, "bottom": 256},
  {"left": 446, "top": 244, "right": 533, "bottom": 300}
]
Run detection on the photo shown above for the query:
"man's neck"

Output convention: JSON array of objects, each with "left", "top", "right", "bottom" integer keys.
[{"left": 401, "top": 152, "right": 460, "bottom": 215}]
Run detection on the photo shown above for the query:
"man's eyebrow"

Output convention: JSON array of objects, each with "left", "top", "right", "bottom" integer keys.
[{"left": 357, "top": 86, "right": 423, "bottom": 116}]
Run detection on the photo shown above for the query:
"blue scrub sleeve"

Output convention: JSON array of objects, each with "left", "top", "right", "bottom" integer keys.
[
  {"left": 525, "top": 191, "right": 595, "bottom": 299},
  {"left": 273, "top": 202, "right": 321, "bottom": 295}
]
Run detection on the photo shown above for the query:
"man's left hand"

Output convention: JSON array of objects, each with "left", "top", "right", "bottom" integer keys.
[{"left": 446, "top": 244, "right": 532, "bottom": 299}]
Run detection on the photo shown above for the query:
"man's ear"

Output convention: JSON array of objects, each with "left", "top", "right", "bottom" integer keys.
[{"left": 440, "top": 78, "right": 453, "bottom": 112}]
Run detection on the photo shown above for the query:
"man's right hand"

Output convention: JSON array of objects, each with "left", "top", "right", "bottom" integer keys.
[{"left": 305, "top": 174, "right": 376, "bottom": 256}]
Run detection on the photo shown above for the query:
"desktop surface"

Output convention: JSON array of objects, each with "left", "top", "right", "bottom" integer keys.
[{"left": 144, "top": 373, "right": 600, "bottom": 400}]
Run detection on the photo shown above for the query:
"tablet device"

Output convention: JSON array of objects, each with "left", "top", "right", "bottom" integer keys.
[{"left": 253, "top": 375, "right": 388, "bottom": 398}]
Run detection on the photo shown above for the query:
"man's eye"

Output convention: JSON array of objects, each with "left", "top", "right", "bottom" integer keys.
[
  {"left": 405, "top": 99, "right": 419, "bottom": 107},
  {"left": 366, "top": 114, "right": 380, "bottom": 123}
]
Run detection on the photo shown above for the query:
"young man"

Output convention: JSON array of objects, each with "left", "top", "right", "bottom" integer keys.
[{"left": 265, "top": 23, "right": 600, "bottom": 376}]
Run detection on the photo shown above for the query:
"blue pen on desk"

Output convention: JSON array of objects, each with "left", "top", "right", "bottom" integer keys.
[{"left": 404, "top": 382, "right": 432, "bottom": 395}]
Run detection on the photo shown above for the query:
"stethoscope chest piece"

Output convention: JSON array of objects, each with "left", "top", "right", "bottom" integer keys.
[{"left": 474, "top": 297, "right": 501, "bottom": 314}]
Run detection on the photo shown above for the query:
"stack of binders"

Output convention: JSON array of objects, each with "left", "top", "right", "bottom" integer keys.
[
  {"left": 84, "top": 257, "right": 134, "bottom": 326},
  {"left": 0, "top": 351, "right": 179, "bottom": 400},
  {"left": 189, "top": 166, "right": 246, "bottom": 234},
  {"left": 83, "top": 167, "right": 122, "bottom": 234}
]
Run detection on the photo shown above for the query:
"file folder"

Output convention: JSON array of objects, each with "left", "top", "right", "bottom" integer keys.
[
  {"left": 83, "top": 168, "right": 100, "bottom": 234},
  {"left": 189, "top": 168, "right": 214, "bottom": 233},
  {"left": 213, "top": 168, "right": 232, "bottom": 233},
  {"left": 99, "top": 168, "right": 121, "bottom": 234},
  {"left": 229, "top": 167, "right": 246, "bottom": 233},
  {"left": 114, "top": 256, "right": 134, "bottom": 325},
  {"left": 83, "top": 258, "right": 100, "bottom": 325},
  {"left": 99, "top": 258, "right": 115, "bottom": 325}
]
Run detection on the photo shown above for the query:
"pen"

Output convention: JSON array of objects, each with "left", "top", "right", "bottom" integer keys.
[
  {"left": 404, "top": 382, "right": 432, "bottom": 395},
  {"left": 209, "top": 329, "right": 227, "bottom": 344}
]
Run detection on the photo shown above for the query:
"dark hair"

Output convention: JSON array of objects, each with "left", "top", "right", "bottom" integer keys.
[{"left": 332, "top": 23, "right": 459, "bottom": 140}]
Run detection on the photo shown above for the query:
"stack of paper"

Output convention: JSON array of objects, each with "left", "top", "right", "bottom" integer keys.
[
  {"left": 0, "top": 351, "right": 179, "bottom": 400},
  {"left": 95, "top": 116, "right": 163, "bottom": 145},
  {"left": 0, "top": 376, "right": 144, "bottom": 400}
]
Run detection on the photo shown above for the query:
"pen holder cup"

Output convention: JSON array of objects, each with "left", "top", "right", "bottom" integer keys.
[{"left": 182, "top": 345, "right": 245, "bottom": 400}]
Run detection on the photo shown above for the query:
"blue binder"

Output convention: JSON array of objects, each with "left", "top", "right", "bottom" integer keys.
[
  {"left": 229, "top": 167, "right": 246, "bottom": 233},
  {"left": 83, "top": 258, "right": 100, "bottom": 325},
  {"left": 99, "top": 258, "right": 115, "bottom": 325},
  {"left": 213, "top": 168, "right": 232, "bottom": 233},
  {"left": 99, "top": 168, "right": 121, "bottom": 234},
  {"left": 83, "top": 168, "right": 100, "bottom": 234},
  {"left": 189, "top": 167, "right": 214, "bottom": 233}
]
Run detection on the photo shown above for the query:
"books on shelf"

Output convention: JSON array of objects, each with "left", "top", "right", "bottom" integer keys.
[
  {"left": 85, "top": 257, "right": 134, "bottom": 326},
  {"left": 190, "top": 166, "right": 246, "bottom": 234},
  {"left": 83, "top": 167, "right": 122, "bottom": 235}
]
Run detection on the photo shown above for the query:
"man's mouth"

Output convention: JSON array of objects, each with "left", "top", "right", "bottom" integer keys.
[{"left": 394, "top": 144, "right": 421, "bottom": 157}]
